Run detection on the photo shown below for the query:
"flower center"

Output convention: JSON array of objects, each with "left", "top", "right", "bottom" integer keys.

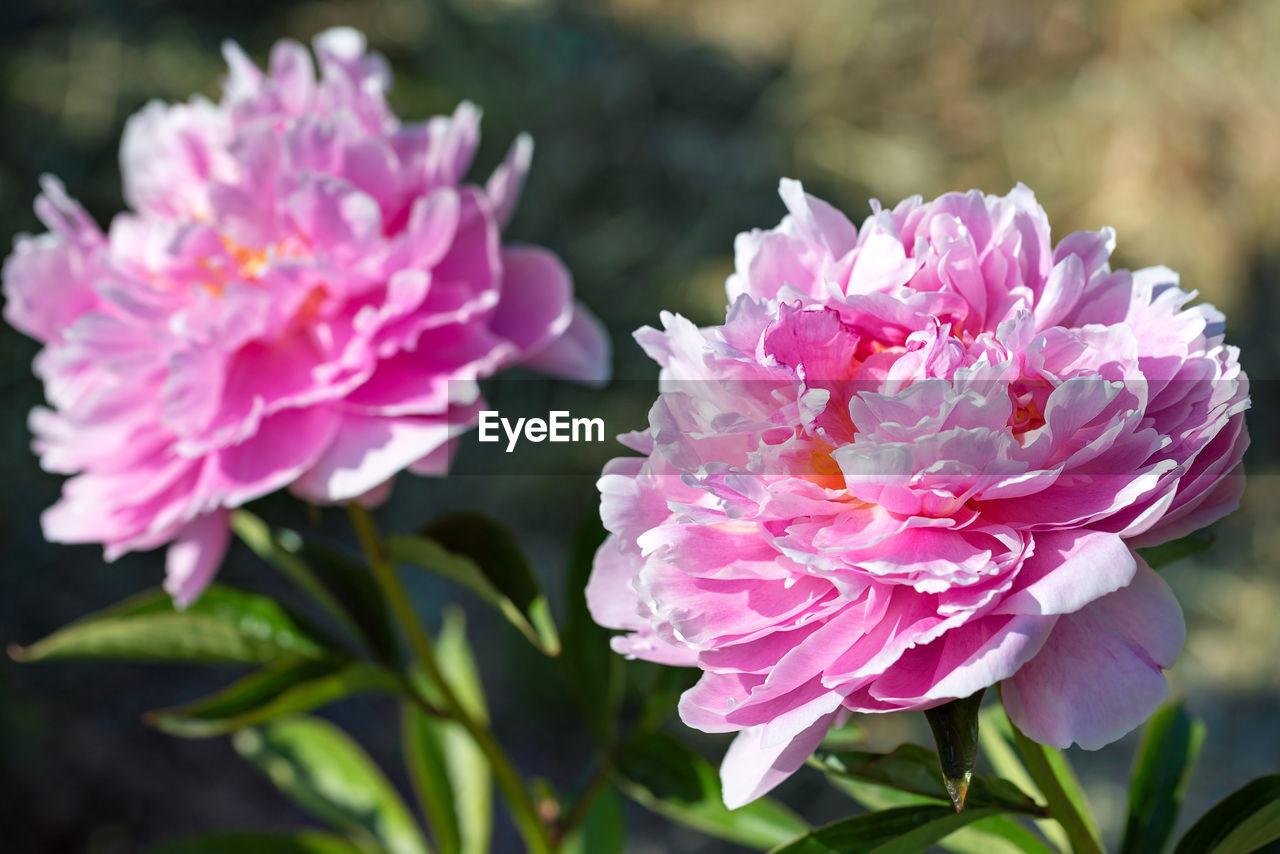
[
  {"left": 1009, "top": 378, "right": 1051, "bottom": 435},
  {"left": 191, "top": 233, "right": 310, "bottom": 297}
]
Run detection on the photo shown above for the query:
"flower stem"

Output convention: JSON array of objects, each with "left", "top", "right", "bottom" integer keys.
[
  {"left": 555, "top": 759, "right": 614, "bottom": 844},
  {"left": 1006, "top": 714, "right": 1104, "bottom": 854},
  {"left": 347, "top": 503, "right": 554, "bottom": 854}
]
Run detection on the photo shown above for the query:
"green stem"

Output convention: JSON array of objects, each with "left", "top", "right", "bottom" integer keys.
[
  {"left": 555, "top": 759, "right": 614, "bottom": 844},
  {"left": 1007, "top": 715, "right": 1105, "bottom": 854},
  {"left": 348, "top": 503, "right": 554, "bottom": 854}
]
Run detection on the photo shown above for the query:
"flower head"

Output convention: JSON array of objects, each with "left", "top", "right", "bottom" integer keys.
[
  {"left": 4, "top": 29, "right": 608, "bottom": 605},
  {"left": 588, "top": 180, "right": 1247, "bottom": 807}
]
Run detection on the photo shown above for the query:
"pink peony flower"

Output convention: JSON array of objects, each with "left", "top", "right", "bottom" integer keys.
[
  {"left": 588, "top": 180, "right": 1248, "bottom": 807},
  {"left": 4, "top": 29, "right": 608, "bottom": 606}
]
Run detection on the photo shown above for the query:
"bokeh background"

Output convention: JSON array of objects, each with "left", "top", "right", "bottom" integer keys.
[{"left": 2, "top": 0, "right": 1278, "bottom": 851}]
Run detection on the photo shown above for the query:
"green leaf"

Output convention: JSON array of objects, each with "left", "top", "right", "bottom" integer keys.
[
  {"left": 147, "top": 830, "right": 371, "bottom": 854},
  {"left": 1005, "top": 704, "right": 1104, "bottom": 854},
  {"left": 1174, "top": 775, "right": 1280, "bottom": 854},
  {"left": 1121, "top": 701, "right": 1205, "bottom": 854},
  {"left": 924, "top": 689, "right": 985, "bottom": 811},
  {"left": 387, "top": 513, "right": 559, "bottom": 655},
  {"left": 402, "top": 610, "right": 491, "bottom": 854},
  {"left": 1137, "top": 529, "right": 1215, "bottom": 570},
  {"left": 637, "top": 665, "right": 700, "bottom": 731},
  {"left": 819, "top": 717, "right": 867, "bottom": 751},
  {"left": 976, "top": 705, "right": 1039, "bottom": 799},
  {"left": 403, "top": 701, "right": 462, "bottom": 854},
  {"left": 934, "top": 816, "right": 1057, "bottom": 854},
  {"left": 814, "top": 744, "right": 1044, "bottom": 815},
  {"left": 562, "top": 785, "right": 626, "bottom": 854},
  {"left": 978, "top": 703, "right": 1071, "bottom": 853},
  {"left": 233, "top": 511, "right": 398, "bottom": 664},
  {"left": 561, "top": 515, "right": 622, "bottom": 744},
  {"left": 430, "top": 609, "right": 492, "bottom": 854},
  {"left": 769, "top": 804, "right": 1010, "bottom": 854},
  {"left": 10, "top": 585, "right": 336, "bottom": 665},
  {"left": 233, "top": 715, "right": 430, "bottom": 854},
  {"left": 813, "top": 759, "right": 1055, "bottom": 854},
  {"left": 614, "top": 729, "right": 807, "bottom": 849},
  {"left": 148, "top": 658, "right": 399, "bottom": 738},
  {"left": 294, "top": 539, "right": 402, "bottom": 666}
]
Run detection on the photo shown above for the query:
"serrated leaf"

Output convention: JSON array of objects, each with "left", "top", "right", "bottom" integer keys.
[
  {"left": 146, "top": 830, "right": 371, "bottom": 854},
  {"left": 615, "top": 729, "right": 807, "bottom": 849},
  {"left": 1121, "top": 701, "right": 1205, "bottom": 854},
  {"left": 814, "top": 744, "right": 1044, "bottom": 815},
  {"left": 1137, "top": 529, "right": 1215, "bottom": 570},
  {"left": 388, "top": 514, "right": 559, "bottom": 655},
  {"left": 148, "top": 658, "right": 398, "bottom": 738},
  {"left": 234, "top": 715, "right": 429, "bottom": 854},
  {"left": 1174, "top": 775, "right": 1280, "bottom": 854},
  {"left": 561, "top": 515, "right": 622, "bottom": 744},
  {"left": 924, "top": 690, "right": 985, "bottom": 810},
  {"left": 769, "top": 804, "right": 1010, "bottom": 854},
  {"left": 10, "top": 585, "right": 336, "bottom": 665}
]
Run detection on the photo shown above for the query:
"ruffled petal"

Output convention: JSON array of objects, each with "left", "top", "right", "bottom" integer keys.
[
  {"left": 164, "top": 509, "right": 232, "bottom": 608},
  {"left": 719, "top": 706, "right": 841, "bottom": 809},
  {"left": 1002, "top": 562, "right": 1184, "bottom": 749}
]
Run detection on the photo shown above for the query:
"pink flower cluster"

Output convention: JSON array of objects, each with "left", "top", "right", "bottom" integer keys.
[
  {"left": 3, "top": 29, "right": 607, "bottom": 605},
  {"left": 588, "top": 181, "right": 1248, "bottom": 807}
]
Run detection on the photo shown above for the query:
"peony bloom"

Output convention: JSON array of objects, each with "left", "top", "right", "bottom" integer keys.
[
  {"left": 588, "top": 181, "right": 1248, "bottom": 807},
  {"left": 4, "top": 29, "right": 608, "bottom": 605}
]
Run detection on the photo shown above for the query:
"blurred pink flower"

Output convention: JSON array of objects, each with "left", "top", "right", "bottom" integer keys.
[
  {"left": 588, "top": 180, "right": 1248, "bottom": 807},
  {"left": 4, "top": 29, "right": 608, "bottom": 605}
]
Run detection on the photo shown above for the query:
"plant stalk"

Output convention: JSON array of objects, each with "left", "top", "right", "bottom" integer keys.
[
  {"left": 1006, "top": 713, "right": 1105, "bottom": 854},
  {"left": 555, "top": 760, "right": 614, "bottom": 844},
  {"left": 348, "top": 503, "right": 554, "bottom": 854}
]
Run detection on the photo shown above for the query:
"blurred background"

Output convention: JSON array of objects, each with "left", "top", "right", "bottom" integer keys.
[{"left": 2, "top": 0, "right": 1278, "bottom": 851}]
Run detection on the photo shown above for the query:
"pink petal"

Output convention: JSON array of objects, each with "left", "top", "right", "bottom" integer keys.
[
  {"left": 586, "top": 535, "right": 646, "bottom": 630},
  {"left": 590, "top": 539, "right": 699, "bottom": 667},
  {"left": 209, "top": 406, "right": 340, "bottom": 507},
  {"left": 867, "top": 613, "right": 1054, "bottom": 704},
  {"left": 290, "top": 411, "right": 477, "bottom": 503},
  {"left": 720, "top": 707, "right": 840, "bottom": 809},
  {"left": 221, "top": 39, "right": 264, "bottom": 101},
  {"left": 995, "top": 529, "right": 1136, "bottom": 617},
  {"left": 405, "top": 437, "right": 459, "bottom": 477},
  {"left": 3, "top": 178, "right": 103, "bottom": 342},
  {"left": 120, "top": 98, "right": 229, "bottom": 218},
  {"left": 520, "top": 302, "right": 612, "bottom": 385},
  {"left": 164, "top": 509, "right": 232, "bottom": 608},
  {"left": 777, "top": 178, "right": 859, "bottom": 257},
  {"left": 490, "top": 246, "right": 573, "bottom": 357},
  {"left": 485, "top": 133, "right": 532, "bottom": 229},
  {"left": 268, "top": 39, "right": 316, "bottom": 115},
  {"left": 1002, "top": 562, "right": 1184, "bottom": 749},
  {"left": 2, "top": 233, "right": 98, "bottom": 344}
]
